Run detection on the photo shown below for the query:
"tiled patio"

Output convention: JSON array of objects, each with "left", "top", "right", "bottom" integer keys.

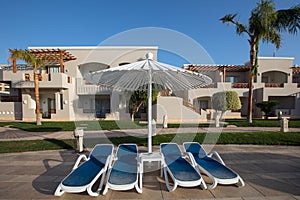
[{"left": 0, "top": 145, "right": 299, "bottom": 199}]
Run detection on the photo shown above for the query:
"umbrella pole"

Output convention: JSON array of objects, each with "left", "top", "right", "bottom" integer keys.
[{"left": 148, "top": 69, "right": 152, "bottom": 153}]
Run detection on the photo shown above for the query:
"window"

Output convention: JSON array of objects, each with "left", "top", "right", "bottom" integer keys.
[
  {"left": 262, "top": 76, "right": 269, "bottom": 83},
  {"left": 226, "top": 76, "right": 237, "bottom": 83},
  {"left": 49, "top": 66, "right": 60, "bottom": 73},
  {"left": 25, "top": 74, "right": 30, "bottom": 81},
  {"left": 38, "top": 74, "right": 42, "bottom": 81},
  {"left": 60, "top": 94, "right": 63, "bottom": 110}
]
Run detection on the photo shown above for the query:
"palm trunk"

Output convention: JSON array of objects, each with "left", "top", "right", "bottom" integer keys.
[
  {"left": 247, "top": 38, "right": 257, "bottom": 124},
  {"left": 247, "top": 76, "right": 254, "bottom": 123},
  {"left": 34, "top": 66, "right": 42, "bottom": 125}
]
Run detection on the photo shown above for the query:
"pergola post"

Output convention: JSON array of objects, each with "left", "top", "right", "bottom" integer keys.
[
  {"left": 223, "top": 66, "right": 226, "bottom": 82},
  {"left": 60, "top": 50, "right": 64, "bottom": 73}
]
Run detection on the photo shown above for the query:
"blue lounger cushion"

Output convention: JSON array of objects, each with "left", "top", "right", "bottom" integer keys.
[
  {"left": 160, "top": 143, "right": 206, "bottom": 191},
  {"left": 55, "top": 144, "right": 113, "bottom": 197},
  {"left": 102, "top": 144, "right": 142, "bottom": 194},
  {"left": 108, "top": 144, "right": 138, "bottom": 185},
  {"left": 183, "top": 142, "right": 245, "bottom": 189},
  {"left": 62, "top": 145, "right": 112, "bottom": 187}
]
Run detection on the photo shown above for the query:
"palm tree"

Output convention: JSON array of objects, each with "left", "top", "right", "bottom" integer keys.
[
  {"left": 9, "top": 49, "right": 45, "bottom": 125},
  {"left": 221, "top": 0, "right": 300, "bottom": 123}
]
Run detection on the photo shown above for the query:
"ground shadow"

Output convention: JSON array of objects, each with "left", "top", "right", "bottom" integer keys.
[{"left": 31, "top": 148, "right": 300, "bottom": 197}]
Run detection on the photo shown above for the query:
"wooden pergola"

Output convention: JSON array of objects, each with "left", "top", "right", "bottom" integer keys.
[
  {"left": 292, "top": 66, "right": 300, "bottom": 74},
  {"left": 29, "top": 49, "right": 76, "bottom": 73},
  {"left": 184, "top": 64, "right": 250, "bottom": 82},
  {"left": 10, "top": 49, "right": 76, "bottom": 73}
]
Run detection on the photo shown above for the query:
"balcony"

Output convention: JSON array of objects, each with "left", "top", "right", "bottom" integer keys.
[
  {"left": 231, "top": 82, "right": 249, "bottom": 88},
  {"left": 12, "top": 73, "right": 71, "bottom": 89},
  {"left": 77, "top": 85, "right": 111, "bottom": 95},
  {"left": 202, "top": 83, "right": 217, "bottom": 88},
  {"left": 265, "top": 83, "right": 284, "bottom": 88}
]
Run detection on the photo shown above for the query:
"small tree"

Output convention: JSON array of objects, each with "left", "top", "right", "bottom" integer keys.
[
  {"left": 226, "top": 91, "right": 242, "bottom": 111},
  {"left": 212, "top": 91, "right": 241, "bottom": 119},
  {"left": 129, "top": 86, "right": 159, "bottom": 121},
  {"left": 256, "top": 100, "right": 278, "bottom": 119}
]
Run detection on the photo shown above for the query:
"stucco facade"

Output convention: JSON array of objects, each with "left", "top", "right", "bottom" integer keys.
[
  {"left": 0, "top": 46, "right": 158, "bottom": 121},
  {"left": 0, "top": 48, "right": 299, "bottom": 122},
  {"left": 184, "top": 57, "right": 300, "bottom": 119}
]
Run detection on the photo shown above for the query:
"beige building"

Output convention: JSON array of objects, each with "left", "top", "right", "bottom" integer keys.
[
  {"left": 0, "top": 46, "right": 299, "bottom": 122},
  {"left": 184, "top": 57, "right": 300, "bottom": 119},
  {"left": 0, "top": 46, "right": 159, "bottom": 121}
]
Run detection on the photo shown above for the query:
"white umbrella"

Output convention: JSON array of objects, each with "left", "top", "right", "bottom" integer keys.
[{"left": 85, "top": 53, "right": 212, "bottom": 153}]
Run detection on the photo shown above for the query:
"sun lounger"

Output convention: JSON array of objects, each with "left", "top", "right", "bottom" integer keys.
[
  {"left": 160, "top": 143, "right": 207, "bottom": 192},
  {"left": 102, "top": 144, "right": 142, "bottom": 195},
  {"left": 54, "top": 144, "right": 114, "bottom": 196},
  {"left": 183, "top": 142, "right": 245, "bottom": 189}
]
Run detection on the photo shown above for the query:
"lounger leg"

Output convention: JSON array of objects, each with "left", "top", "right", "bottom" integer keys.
[
  {"left": 102, "top": 184, "right": 109, "bottom": 195},
  {"left": 163, "top": 167, "right": 177, "bottom": 192},
  {"left": 87, "top": 186, "right": 99, "bottom": 197},
  {"left": 200, "top": 178, "right": 208, "bottom": 190},
  {"left": 54, "top": 184, "right": 65, "bottom": 196},
  {"left": 98, "top": 171, "right": 106, "bottom": 191},
  {"left": 237, "top": 176, "right": 245, "bottom": 187},
  {"left": 135, "top": 183, "right": 142, "bottom": 194}
]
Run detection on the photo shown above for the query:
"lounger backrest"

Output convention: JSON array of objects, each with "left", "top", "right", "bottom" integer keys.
[
  {"left": 161, "top": 143, "right": 182, "bottom": 164},
  {"left": 90, "top": 144, "right": 113, "bottom": 165},
  {"left": 161, "top": 143, "right": 181, "bottom": 156},
  {"left": 116, "top": 144, "right": 138, "bottom": 160},
  {"left": 184, "top": 142, "right": 207, "bottom": 158}
]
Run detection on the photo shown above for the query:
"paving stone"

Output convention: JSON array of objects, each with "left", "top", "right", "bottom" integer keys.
[
  {"left": 248, "top": 178, "right": 300, "bottom": 196},
  {"left": 243, "top": 195, "right": 298, "bottom": 200},
  {"left": 209, "top": 183, "right": 264, "bottom": 199}
]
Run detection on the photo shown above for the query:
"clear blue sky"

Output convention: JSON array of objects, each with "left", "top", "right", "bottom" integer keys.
[{"left": 0, "top": 0, "right": 299, "bottom": 66}]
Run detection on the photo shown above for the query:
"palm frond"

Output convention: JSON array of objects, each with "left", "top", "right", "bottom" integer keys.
[
  {"left": 220, "top": 14, "right": 237, "bottom": 23},
  {"left": 220, "top": 13, "right": 249, "bottom": 36},
  {"left": 249, "top": 0, "right": 277, "bottom": 35},
  {"left": 261, "top": 29, "right": 281, "bottom": 49},
  {"left": 8, "top": 49, "right": 45, "bottom": 68},
  {"left": 275, "top": 4, "right": 300, "bottom": 34}
]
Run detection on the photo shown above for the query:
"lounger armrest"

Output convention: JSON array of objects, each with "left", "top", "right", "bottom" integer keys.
[
  {"left": 72, "top": 154, "right": 88, "bottom": 170},
  {"left": 208, "top": 151, "right": 225, "bottom": 165},
  {"left": 186, "top": 152, "right": 197, "bottom": 167}
]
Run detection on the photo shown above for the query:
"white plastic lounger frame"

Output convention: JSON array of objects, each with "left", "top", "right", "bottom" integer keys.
[
  {"left": 54, "top": 144, "right": 114, "bottom": 197},
  {"left": 103, "top": 144, "right": 142, "bottom": 195},
  {"left": 160, "top": 143, "right": 207, "bottom": 192},
  {"left": 183, "top": 142, "right": 245, "bottom": 189}
]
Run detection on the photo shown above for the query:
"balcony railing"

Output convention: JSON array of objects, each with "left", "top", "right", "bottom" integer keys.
[
  {"left": 232, "top": 82, "right": 249, "bottom": 88},
  {"left": 202, "top": 83, "right": 217, "bottom": 88},
  {"left": 12, "top": 73, "right": 70, "bottom": 89},
  {"left": 265, "top": 83, "right": 284, "bottom": 88}
]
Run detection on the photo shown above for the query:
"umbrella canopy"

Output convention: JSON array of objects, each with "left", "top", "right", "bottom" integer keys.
[{"left": 85, "top": 53, "right": 212, "bottom": 153}]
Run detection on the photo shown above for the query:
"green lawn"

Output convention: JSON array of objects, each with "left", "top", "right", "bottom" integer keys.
[
  {"left": 1, "top": 132, "right": 299, "bottom": 153},
  {"left": 225, "top": 119, "right": 300, "bottom": 128},
  {"left": 0, "top": 121, "right": 147, "bottom": 132},
  {"left": 0, "top": 139, "right": 76, "bottom": 153}
]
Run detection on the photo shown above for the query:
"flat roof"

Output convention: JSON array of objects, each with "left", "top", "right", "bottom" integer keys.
[
  {"left": 258, "top": 56, "right": 294, "bottom": 60},
  {"left": 28, "top": 46, "right": 159, "bottom": 50}
]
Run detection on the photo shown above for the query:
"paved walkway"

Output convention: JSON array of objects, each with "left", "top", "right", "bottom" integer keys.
[{"left": 0, "top": 145, "right": 299, "bottom": 199}]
